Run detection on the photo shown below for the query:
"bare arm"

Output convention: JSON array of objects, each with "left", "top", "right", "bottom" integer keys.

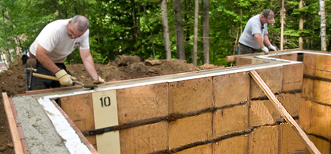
[
  {"left": 263, "top": 35, "right": 272, "bottom": 46},
  {"left": 35, "top": 44, "right": 61, "bottom": 74},
  {"left": 254, "top": 33, "right": 265, "bottom": 48},
  {"left": 80, "top": 49, "right": 98, "bottom": 80}
]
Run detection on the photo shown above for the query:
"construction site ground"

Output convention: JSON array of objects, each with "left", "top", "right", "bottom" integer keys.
[{"left": 0, "top": 56, "right": 224, "bottom": 154}]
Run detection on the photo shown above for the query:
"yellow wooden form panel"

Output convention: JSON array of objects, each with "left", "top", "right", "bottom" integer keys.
[
  {"left": 303, "top": 53, "right": 316, "bottom": 76},
  {"left": 315, "top": 54, "right": 331, "bottom": 79},
  {"left": 302, "top": 78, "right": 315, "bottom": 100},
  {"left": 282, "top": 63, "right": 303, "bottom": 91},
  {"left": 279, "top": 123, "right": 306, "bottom": 153},
  {"left": 249, "top": 126, "right": 279, "bottom": 154},
  {"left": 213, "top": 135, "right": 248, "bottom": 154},
  {"left": 176, "top": 144, "right": 212, "bottom": 154},
  {"left": 251, "top": 67, "right": 283, "bottom": 98},
  {"left": 314, "top": 80, "right": 331, "bottom": 105},
  {"left": 92, "top": 90, "right": 120, "bottom": 154},
  {"left": 309, "top": 135, "right": 331, "bottom": 154},
  {"left": 299, "top": 99, "right": 331, "bottom": 139},
  {"left": 276, "top": 93, "right": 301, "bottom": 116},
  {"left": 250, "top": 100, "right": 279, "bottom": 127}
]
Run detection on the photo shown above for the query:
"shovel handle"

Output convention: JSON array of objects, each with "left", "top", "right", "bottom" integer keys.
[{"left": 33, "top": 73, "right": 58, "bottom": 81}]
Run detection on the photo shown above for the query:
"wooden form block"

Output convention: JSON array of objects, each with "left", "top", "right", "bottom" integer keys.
[
  {"left": 120, "top": 121, "right": 168, "bottom": 154},
  {"left": 303, "top": 53, "right": 317, "bottom": 76},
  {"left": 279, "top": 123, "right": 306, "bottom": 153},
  {"left": 313, "top": 80, "right": 331, "bottom": 105},
  {"left": 169, "top": 113, "right": 212, "bottom": 149},
  {"left": 269, "top": 53, "right": 297, "bottom": 61},
  {"left": 236, "top": 57, "right": 252, "bottom": 66},
  {"left": 169, "top": 77, "right": 213, "bottom": 114},
  {"left": 213, "top": 72, "right": 250, "bottom": 107},
  {"left": 176, "top": 144, "right": 212, "bottom": 154},
  {"left": 117, "top": 83, "right": 168, "bottom": 124},
  {"left": 213, "top": 105, "right": 248, "bottom": 137},
  {"left": 251, "top": 66, "right": 283, "bottom": 98},
  {"left": 250, "top": 100, "right": 280, "bottom": 127},
  {"left": 282, "top": 63, "right": 303, "bottom": 91},
  {"left": 315, "top": 54, "right": 331, "bottom": 79},
  {"left": 299, "top": 99, "right": 331, "bottom": 139},
  {"left": 252, "top": 59, "right": 265, "bottom": 64},
  {"left": 302, "top": 78, "right": 315, "bottom": 100},
  {"left": 308, "top": 135, "right": 331, "bottom": 154},
  {"left": 213, "top": 135, "right": 248, "bottom": 154},
  {"left": 249, "top": 126, "right": 279, "bottom": 154},
  {"left": 276, "top": 93, "right": 301, "bottom": 116}
]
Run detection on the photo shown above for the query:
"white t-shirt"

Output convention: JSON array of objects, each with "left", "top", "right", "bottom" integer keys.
[
  {"left": 29, "top": 19, "right": 90, "bottom": 63},
  {"left": 239, "top": 15, "right": 269, "bottom": 49}
]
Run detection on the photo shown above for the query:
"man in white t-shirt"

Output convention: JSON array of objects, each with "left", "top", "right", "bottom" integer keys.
[
  {"left": 26, "top": 15, "right": 104, "bottom": 90},
  {"left": 238, "top": 9, "right": 278, "bottom": 55}
]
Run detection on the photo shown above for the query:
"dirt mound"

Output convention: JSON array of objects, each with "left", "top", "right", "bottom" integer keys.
[{"left": 0, "top": 55, "right": 224, "bottom": 154}]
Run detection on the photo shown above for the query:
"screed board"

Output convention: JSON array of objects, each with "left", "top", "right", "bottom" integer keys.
[
  {"left": 213, "top": 135, "right": 248, "bottom": 154},
  {"left": 249, "top": 126, "right": 279, "bottom": 154},
  {"left": 92, "top": 90, "right": 120, "bottom": 154},
  {"left": 116, "top": 83, "right": 168, "bottom": 124},
  {"left": 169, "top": 77, "right": 213, "bottom": 114},
  {"left": 213, "top": 105, "right": 248, "bottom": 137},
  {"left": 213, "top": 72, "right": 250, "bottom": 107}
]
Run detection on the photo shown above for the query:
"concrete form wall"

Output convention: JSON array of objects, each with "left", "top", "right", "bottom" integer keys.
[{"left": 60, "top": 60, "right": 307, "bottom": 153}]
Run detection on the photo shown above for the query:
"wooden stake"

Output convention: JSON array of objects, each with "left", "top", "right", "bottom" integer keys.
[
  {"left": 2, "top": 92, "right": 24, "bottom": 154},
  {"left": 249, "top": 70, "right": 321, "bottom": 154}
]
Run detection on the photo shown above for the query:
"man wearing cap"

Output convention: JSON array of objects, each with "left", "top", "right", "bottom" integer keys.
[{"left": 238, "top": 9, "right": 277, "bottom": 55}]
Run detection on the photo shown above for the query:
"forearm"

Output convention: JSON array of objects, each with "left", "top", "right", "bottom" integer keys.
[
  {"left": 80, "top": 49, "right": 98, "bottom": 80},
  {"left": 263, "top": 35, "right": 272, "bottom": 46},
  {"left": 35, "top": 44, "right": 60, "bottom": 74},
  {"left": 254, "top": 33, "right": 265, "bottom": 48}
]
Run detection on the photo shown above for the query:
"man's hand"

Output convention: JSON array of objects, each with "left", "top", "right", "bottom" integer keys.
[
  {"left": 93, "top": 76, "right": 105, "bottom": 84},
  {"left": 55, "top": 70, "right": 73, "bottom": 85},
  {"left": 261, "top": 46, "right": 269, "bottom": 55},
  {"left": 268, "top": 45, "right": 277, "bottom": 51}
]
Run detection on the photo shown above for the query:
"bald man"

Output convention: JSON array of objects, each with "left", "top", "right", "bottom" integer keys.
[
  {"left": 238, "top": 9, "right": 278, "bottom": 55},
  {"left": 26, "top": 15, "right": 104, "bottom": 90}
]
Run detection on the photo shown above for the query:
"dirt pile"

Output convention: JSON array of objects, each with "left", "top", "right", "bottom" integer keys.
[{"left": 0, "top": 55, "right": 224, "bottom": 154}]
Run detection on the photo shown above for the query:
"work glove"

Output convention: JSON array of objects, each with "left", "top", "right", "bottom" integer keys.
[
  {"left": 268, "top": 45, "right": 277, "bottom": 51},
  {"left": 261, "top": 46, "right": 269, "bottom": 55},
  {"left": 92, "top": 76, "right": 105, "bottom": 84},
  {"left": 55, "top": 70, "right": 73, "bottom": 85}
]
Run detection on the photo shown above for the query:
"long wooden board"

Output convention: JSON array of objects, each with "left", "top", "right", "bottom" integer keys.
[{"left": 249, "top": 70, "right": 321, "bottom": 154}]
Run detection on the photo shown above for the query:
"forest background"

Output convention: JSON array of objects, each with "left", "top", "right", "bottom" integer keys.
[{"left": 0, "top": 0, "right": 330, "bottom": 67}]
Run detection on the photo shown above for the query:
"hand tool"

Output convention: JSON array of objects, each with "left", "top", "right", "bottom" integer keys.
[{"left": 25, "top": 68, "right": 37, "bottom": 90}]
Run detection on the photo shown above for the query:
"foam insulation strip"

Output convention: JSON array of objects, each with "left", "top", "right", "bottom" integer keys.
[{"left": 36, "top": 50, "right": 321, "bottom": 153}]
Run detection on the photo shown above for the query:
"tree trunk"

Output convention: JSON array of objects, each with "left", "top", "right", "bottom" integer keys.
[
  {"left": 143, "top": 1, "right": 156, "bottom": 58},
  {"left": 320, "top": 0, "right": 326, "bottom": 51},
  {"left": 2, "top": 9, "right": 11, "bottom": 64},
  {"left": 160, "top": 0, "right": 171, "bottom": 59},
  {"left": 173, "top": 0, "right": 185, "bottom": 60},
  {"left": 131, "top": 0, "right": 138, "bottom": 53},
  {"left": 202, "top": 0, "right": 209, "bottom": 64},
  {"left": 281, "top": 0, "right": 285, "bottom": 50},
  {"left": 55, "top": 0, "right": 62, "bottom": 19},
  {"left": 193, "top": 0, "right": 199, "bottom": 65},
  {"left": 299, "top": 0, "right": 303, "bottom": 49}
]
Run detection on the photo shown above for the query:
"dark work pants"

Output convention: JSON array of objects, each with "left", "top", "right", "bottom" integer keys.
[{"left": 238, "top": 43, "right": 260, "bottom": 55}]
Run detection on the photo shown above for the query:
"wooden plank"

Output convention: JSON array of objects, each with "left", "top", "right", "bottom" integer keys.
[
  {"left": 249, "top": 70, "right": 321, "bottom": 154},
  {"left": 249, "top": 126, "right": 279, "bottom": 154},
  {"left": 60, "top": 93, "right": 96, "bottom": 148},
  {"left": 282, "top": 63, "right": 303, "bottom": 91},
  {"left": 176, "top": 144, "right": 212, "bottom": 154},
  {"left": 303, "top": 53, "right": 316, "bottom": 76},
  {"left": 169, "top": 112, "right": 212, "bottom": 149},
  {"left": 236, "top": 57, "right": 252, "bottom": 66},
  {"left": 299, "top": 99, "right": 331, "bottom": 139},
  {"left": 169, "top": 77, "right": 213, "bottom": 114},
  {"left": 250, "top": 100, "right": 279, "bottom": 127},
  {"left": 313, "top": 80, "right": 331, "bottom": 105},
  {"left": 302, "top": 78, "right": 315, "bottom": 100},
  {"left": 213, "top": 72, "right": 250, "bottom": 107},
  {"left": 315, "top": 54, "right": 331, "bottom": 79},
  {"left": 213, "top": 105, "right": 248, "bottom": 137},
  {"left": 213, "top": 135, "right": 247, "bottom": 154},
  {"left": 276, "top": 93, "right": 301, "bottom": 116},
  {"left": 250, "top": 67, "right": 283, "bottom": 98},
  {"left": 117, "top": 83, "right": 168, "bottom": 124},
  {"left": 92, "top": 90, "right": 120, "bottom": 154},
  {"left": 120, "top": 121, "right": 168, "bottom": 154},
  {"left": 308, "top": 135, "right": 331, "bottom": 154},
  {"left": 279, "top": 123, "right": 306, "bottom": 154},
  {"left": 226, "top": 55, "right": 236, "bottom": 62},
  {"left": 2, "top": 92, "right": 24, "bottom": 154}
]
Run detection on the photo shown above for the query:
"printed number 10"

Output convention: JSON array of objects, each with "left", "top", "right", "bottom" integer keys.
[{"left": 100, "top": 97, "right": 111, "bottom": 107}]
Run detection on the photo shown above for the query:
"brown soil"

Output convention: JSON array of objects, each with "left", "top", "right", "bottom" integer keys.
[{"left": 0, "top": 55, "right": 224, "bottom": 154}]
